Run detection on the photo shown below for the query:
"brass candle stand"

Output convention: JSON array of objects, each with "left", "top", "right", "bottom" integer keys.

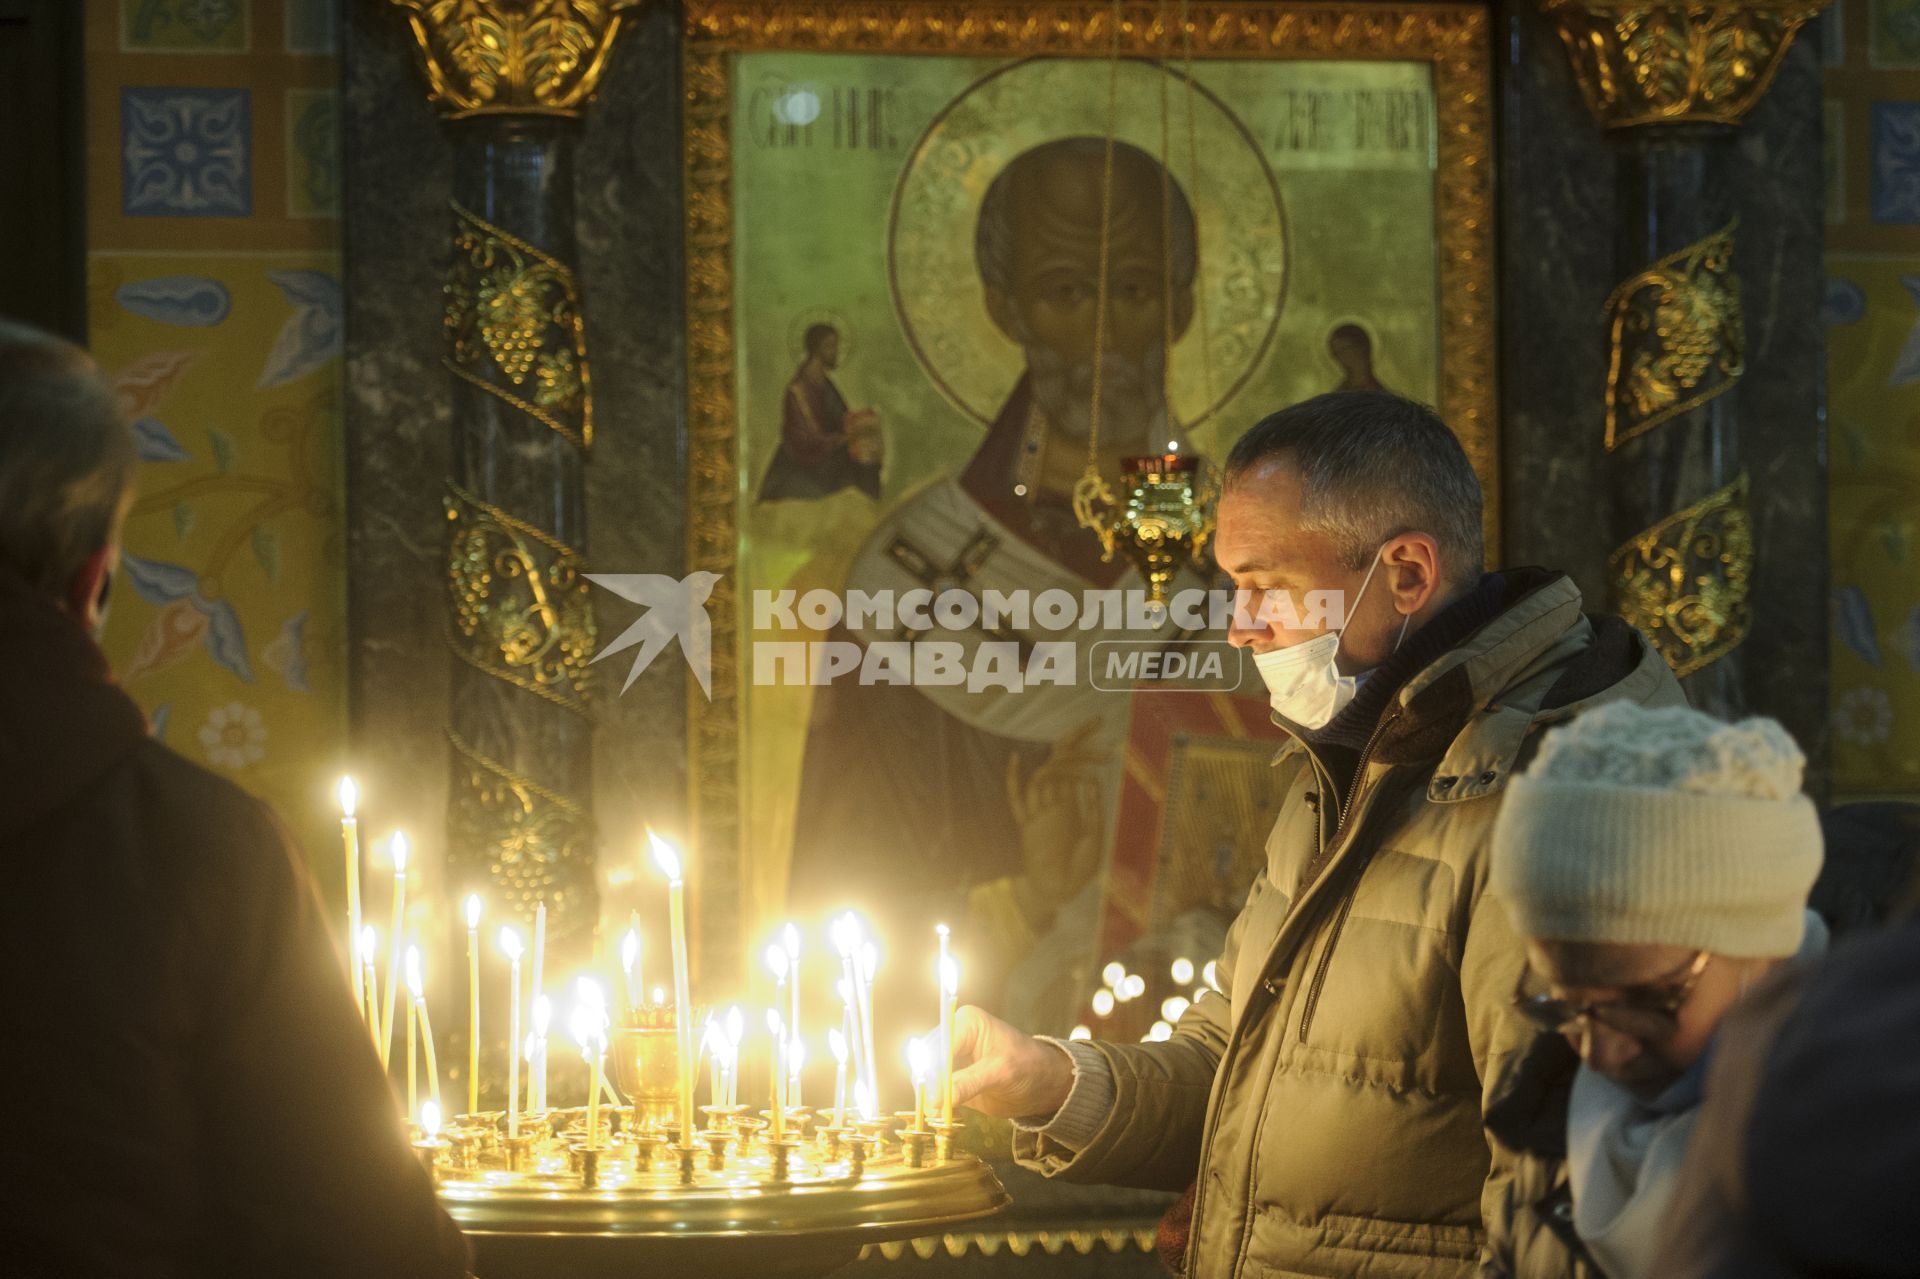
[{"left": 419, "top": 1014, "right": 1007, "bottom": 1279}]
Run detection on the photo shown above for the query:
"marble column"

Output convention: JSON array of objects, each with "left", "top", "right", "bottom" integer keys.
[
  {"left": 387, "top": 0, "right": 647, "bottom": 955},
  {"left": 1543, "top": 0, "right": 1826, "bottom": 717}
]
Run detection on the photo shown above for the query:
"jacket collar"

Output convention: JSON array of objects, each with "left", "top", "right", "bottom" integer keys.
[{"left": 0, "top": 565, "right": 149, "bottom": 839}]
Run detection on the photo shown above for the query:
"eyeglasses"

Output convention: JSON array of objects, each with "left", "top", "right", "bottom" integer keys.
[{"left": 1510, "top": 950, "right": 1711, "bottom": 1040}]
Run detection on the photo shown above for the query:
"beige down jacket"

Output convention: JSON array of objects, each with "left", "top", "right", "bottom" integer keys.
[{"left": 1016, "top": 570, "right": 1685, "bottom": 1278}]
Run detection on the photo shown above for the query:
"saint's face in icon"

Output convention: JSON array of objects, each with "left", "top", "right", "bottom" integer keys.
[
  {"left": 814, "top": 329, "right": 841, "bottom": 372},
  {"left": 975, "top": 138, "right": 1198, "bottom": 450}
]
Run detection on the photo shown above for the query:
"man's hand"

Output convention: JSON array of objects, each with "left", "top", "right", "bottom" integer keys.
[{"left": 950, "top": 1004, "right": 1076, "bottom": 1120}]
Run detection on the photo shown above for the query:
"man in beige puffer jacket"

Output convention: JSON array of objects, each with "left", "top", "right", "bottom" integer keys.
[{"left": 952, "top": 391, "right": 1685, "bottom": 1278}]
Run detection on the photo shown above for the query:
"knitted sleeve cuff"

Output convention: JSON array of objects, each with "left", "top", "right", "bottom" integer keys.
[{"left": 1011, "top": 1038, "right": 1116, "bottom": 1152}]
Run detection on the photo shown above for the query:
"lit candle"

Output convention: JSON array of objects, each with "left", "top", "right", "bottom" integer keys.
[
  {"left": 529, "top": 899, "right": 546, "bottom": 1067},
  {"left": 783, "top": 922, "right": 802, "bottom": 1106},
  {"left": 465, "top": 895, "right": 482, "bottom": 1115},
  {"left": 573, "top": 978, "right": 608, "bottom": 1147},
  {"left": 939, "top": 952, "right": 960, "bottom": 1126},
  {"left": 724, "top": 1006, "right": 744, "bottom": 1108},
  {"left": 338, "top": 778, "right": 363, "bottom": 1017},
  {"left": 379, "top": 832, "right": 409, "bottom": 1071},
  {"left": 829, "top": 1025, "right": 849, "bottom": 1130},
  {"left": 405, "top": 944, "right": 420, "bottom": 1120},
  {"left": 500, "top": 926, "right": 523, "bottom": 1139},
  {"left": 858, "top": 940, "right": 879, "bottom": 1118},
  {"left": 835, "top": 975, "right": 861, "bottom": 1116},
  {"left": 766, "top": 1009, "right": 786, "bottom": 1141},
  {"left": 621, "top": 926, "right": 641, "bottom": 1012},
  {"left": 908, "top": 1036, "right": 931, "bottom": 1132},
  {"left": 358, "top": 926, "right": 379, "bottom": 1043},
  {"left": 530, "top": 994, "right": 551, "bottom": 1113},
  {"left": 650, "top": 831, "right": 696, "bottom": 1142},
  {"left": 408, "top": 945, "right": 441, "bottom": 1112},
  {"left": 703, "top": 1018, "right": 724, "bottom": 1104}
]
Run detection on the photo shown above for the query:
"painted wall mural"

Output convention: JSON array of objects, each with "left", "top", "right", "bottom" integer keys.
[
  {"left": 87, "top": 1, "right": 349, "bottom": 874},
  {"left": 1825, "top": 0, "right": 1920, "bottom": 794}
]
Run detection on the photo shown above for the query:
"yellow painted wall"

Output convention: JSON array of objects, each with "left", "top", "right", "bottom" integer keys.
[
  {"left": 1824, "top": 0, "right": 1920, "bottom": 795},
  {"left": 86, "top": 0, "right": 349, "bottom": 873}
]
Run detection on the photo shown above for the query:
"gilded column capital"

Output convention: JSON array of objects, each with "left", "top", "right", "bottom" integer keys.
[
  {"left": 1543, "top": 0, "right": 1827, "bottom": 129},
  {"left": 390, "top": 0, "right": 646, "bottom": 120}
]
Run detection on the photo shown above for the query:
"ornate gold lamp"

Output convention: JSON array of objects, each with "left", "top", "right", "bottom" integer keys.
[{"left": 1075, "top": 448, "right": 1217, "bottom": 608}]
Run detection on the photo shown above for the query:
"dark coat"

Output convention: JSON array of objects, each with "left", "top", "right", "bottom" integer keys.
[
  {"left": 1479, "top": 1032, "right": 1604, "bottom": 1279},
  {"left": 0, "top": 568, "right": 470, "bottom": 1277},
  {"left": 1653, "top": 915, "right": 1920, "bottom": 1278}
]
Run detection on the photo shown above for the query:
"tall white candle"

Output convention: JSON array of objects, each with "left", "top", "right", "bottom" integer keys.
[
  {"left": 940, "top": 953, "right": 960, "bottom": 1125},
  {"left": 530, "top": 994, "right": 551, "bottom": 1112},
  {"left": 573, "top": 979, "right": 608, "bottom": 1147},
  {"left": 858, "top": 940, "right": 879, "bottom": 1118},
  {"left": 650, "top": 832, "right": 696, "bottom": 1142},
  {"left": 621, "top": 927, "right": 642, "bottom": 1012},
  {"left": 766, "top": 1009, "right": 786, "bottom": 1141},
  {"left": 829, "top": 1024, "right": 849, "bottom": 1129},
  {"left": 358, "top": 926, "right": 379, "bottom": 1045},
  {"left": 724, "top": 1006, "right": 743, "bottom": 1108},
  {"left": 466, "top": 895, "right": 482, "bottom": 1116},
  {"left": 338, "top": 778, "right": 363, "bottom": 1017},
  {"left": 783, "top": 923, "right": 802, "bottom": 1106},
  {"left": 408, "top": 945, "right": 441, "bottom": 1112},
  {"left": 380, "top": 832, "right": 409, "bottom": 1071},
  {"left": 500, "top": 927, "right": 523, "bottom": 1139}
]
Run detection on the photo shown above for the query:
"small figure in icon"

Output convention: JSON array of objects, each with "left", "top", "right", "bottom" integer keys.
[
  {"left": 758, "top": 323, "right": 883, "bottom": 503},
  {"left": 1328, "top": 322, "right": 1386, "bottom": 393}
]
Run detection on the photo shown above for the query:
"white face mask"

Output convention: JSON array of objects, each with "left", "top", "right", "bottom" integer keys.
[{"left": 1251, "top": 548, "right": 1407, "bottom": 729}]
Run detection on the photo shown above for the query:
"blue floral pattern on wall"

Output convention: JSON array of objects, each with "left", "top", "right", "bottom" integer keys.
[
  {"left": 1871, "top": 100, "right": 1920, "bottom": 224},
  {"left": 121, "top": 87, "right": 252, "bottom": 217}
]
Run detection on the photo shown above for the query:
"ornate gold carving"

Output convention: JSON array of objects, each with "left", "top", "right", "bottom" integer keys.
[
  {"left": 680, "top": 3, "right": 1496, "bottom": 980},
  {"left": 445, "top": 478, "right": 597, "bottom": 716},
  {"left": 861, "top": 1226, "right": 1158, "bottom": 1263},
  {"left": 389, "top": 0, "right": 646, "bottom": 119},
  {"left": 448, "top": 729, "right": 597, "bottom": 916},
  {"left": 446, "top": 201, "right": 593, "bottom": 450},
  {"left": 1604, "top": 220, "right": 1744, "bottom": 450},
  {"left": 1609, "top": 473, "right": 1753, "bottom": 678},
  {"left": 1544, "top": 1, "right": 1827, "bottom": 129}
]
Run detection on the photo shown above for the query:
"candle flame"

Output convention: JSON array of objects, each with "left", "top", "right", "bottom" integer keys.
[
  {"left": 1162, "top": 995, "right": 1192, "bottom": 1022},
  {"left": 939, "top": 954, "right": 960, "bottom": 997},
  {"left": 465, "top": 894, "right": 482, "bottom": 929},
  {"left": 765, "top": 942, "right": 789, "bottom": 982},
  {"left": 907, "top": 1036, "right": 930, "bottom": 1082},
  {"left": 647, "top": 830, "right": 682, "bottom": 881},
  {"left": 702, "top": 1021, "right": 727, "bottom": 1057},
  {"left": 725, "top": 1005, "right": 744, "bottom": 1046},
  {"left": 1170, "top": 956, "right": 1195, "bottom": 985},
  {"left": 1101, "top": 961, "right": 1126, "bottom": 988},
  {"left": 783, "top": 921, "right": 800, "bottom": 959},
  {"left": 652, "top": 985, "right": 666, "bottom": 1006},
  {"left": 532, "top": 993, "right": 552, "bottom": 1036},
  {"left": 405, "top": 945, "right": 423, "bottom": 998},
  {"left": 936, "top": 922, "right": 950, "bottom": 940},
  {"left": 358, "top": 925, "right": 377, "bottom": 963},
  {"left": 571, "top": 979, "right": 606, "bottom": 1055},
  {"left": 337, "top": 776, "right": 357, "bottom": 817},
  {"left": 390, "top": 831, "right": 409, "bottom": 874},
  {"left": 1069, "top": 1025, "right": 1093, "bottom": 1040},
  {"left": 831, "top": 911, "right": 860, "bottom": 958},
  {"left": 1092, "top": 989, "right": 1116, "bottom": 1017},
  {"left": 499, "top": 926, "right": 523, "bottom": 961},
  {"left": 621, "top": 928, "right": 639, "bottom": 973},
  {"left": 422, "top": 1099, "right": 441, "bottom": 1140},
  {"left": 1167, "top": 439, "right": 1179, "bottom": 453},
  {"left": 829, "top": 1026, "right": 848, "bottom": 1063},
  {"left": 1202, "top": 959, "right": 1221, "bottom": 991}
]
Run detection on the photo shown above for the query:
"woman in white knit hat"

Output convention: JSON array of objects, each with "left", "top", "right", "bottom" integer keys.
[{"left": 1478, "top": 701, "right": 1827, "bottom": 1279}]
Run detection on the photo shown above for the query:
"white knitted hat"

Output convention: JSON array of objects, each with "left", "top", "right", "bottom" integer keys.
[{"left": 1489, "top": 702, "right": 1823, "bottom": 958}]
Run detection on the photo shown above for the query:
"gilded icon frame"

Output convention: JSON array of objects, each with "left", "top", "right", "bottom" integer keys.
[{"left": 681, "top": 1, "right": 1496, "bottom": 982}]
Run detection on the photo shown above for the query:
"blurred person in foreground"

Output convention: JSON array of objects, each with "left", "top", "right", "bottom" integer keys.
[
  {"left": 0, "top": 319, "right": 470, "bottom": 1277},
  {"left": 1480, "top": 703, "right": 1827, "bottom": 1279}
]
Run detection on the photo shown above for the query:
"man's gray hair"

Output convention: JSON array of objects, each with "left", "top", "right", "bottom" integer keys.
[
  {"left": 0, "top": 319, "right": 136, "bottom": 597},
  {"left": 975, "top": 137, "right": 1198, "bottom": 297},
  {"left": 1224, "top": 390, "right": 1484, "bottom": 579}
]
